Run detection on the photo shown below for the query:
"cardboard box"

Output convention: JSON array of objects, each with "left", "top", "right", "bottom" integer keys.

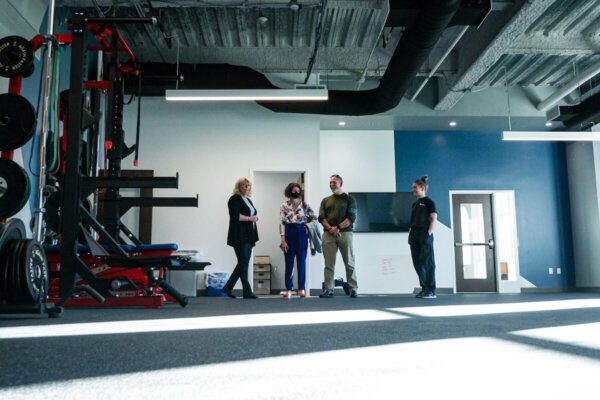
[
  {"left": 254, "top": 255, "right": 271, "bottom": 265},
  {"left": 254, "top": 264, "right": 271, "bottom": 272},
  {"left": 253, "top": 279, "right": 271, "bottom": 295},
  {"left": 253, "top": 271, "right": 271, "bottom": 280}
]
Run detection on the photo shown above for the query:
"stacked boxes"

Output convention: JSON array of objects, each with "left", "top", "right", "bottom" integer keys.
[{"left": 253, "top": 256, "right": 271, "bottom": 295}]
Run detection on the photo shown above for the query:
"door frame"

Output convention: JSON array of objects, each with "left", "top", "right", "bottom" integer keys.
[
  {"left": 449, "top": 190, "right": 521, "bottom": 294},
  {"left": 250, "top": 168, "right": 312, "bottom": 295}
]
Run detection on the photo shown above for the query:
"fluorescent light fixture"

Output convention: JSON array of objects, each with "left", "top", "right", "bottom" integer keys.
[
  {"left": 502, "top": 131, "right": 600, "bottom": 141},
  {"left": 165, "top": 88, "right": 328, "bottom": 101},
  {"left": 338, "top": 121, "right": 346, "bottom": 126}
]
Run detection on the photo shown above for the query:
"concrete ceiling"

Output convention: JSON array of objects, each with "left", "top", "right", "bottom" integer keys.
[{"left": 54, "top": 0, "right": 600, "bottom": 131}]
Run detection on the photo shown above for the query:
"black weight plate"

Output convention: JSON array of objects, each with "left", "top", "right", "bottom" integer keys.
[
  {"left": 3, "top": 239, "right": 19, "bottom": 303},
  {"left": 22, "top": 63, "right": 35, "bottom": 78},
  {"left": 0, "top": 93, "right": 37, "bottom": 151},
  {"left": 0, "top": 36, "right": 34, "bottom": 78},
  {"left": 8, "top": 239, "right": 24, "bottom": 304},
  {"left": 0, "top": 219, "right": 25, "bottom": 302},
  {"left": 0, "top": 218, "right": 25, "bottom": 256},
  {"left": 19, "top": 240, "right": 48, "bottom": 304},
  {"left": 0, "top": 158, "right": 31, "bottom": 220},
  {"left": 0, "top": 234, "right": 8, "bottom": 302}
]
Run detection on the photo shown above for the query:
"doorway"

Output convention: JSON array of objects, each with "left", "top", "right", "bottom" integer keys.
[
  {"left": 252, "top": 171, "right": 306, "bottom": 293},
  {"left": 452, "top": 193, "right": 497, "bottom": 292}
]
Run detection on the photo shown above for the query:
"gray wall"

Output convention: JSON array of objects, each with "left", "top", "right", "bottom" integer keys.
[{"left": 566, "top": 142, "right": 600, "bottom": 288}]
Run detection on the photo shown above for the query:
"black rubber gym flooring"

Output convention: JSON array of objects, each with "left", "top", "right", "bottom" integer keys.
[{"left": 1, "top": 293, "right": 600, "bottom": 399}]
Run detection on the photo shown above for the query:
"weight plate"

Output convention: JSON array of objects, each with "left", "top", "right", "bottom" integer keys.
[
  {"left": 22, "top": 63, "right": 35, "bottom": 78},
  {"left": 0, "top": 36, "right": 34, "bottom": 78},
  {"left": 19, "top": 239, "right": 48, "bottom": 304},
  {"left": 0, "top": 231, "right": 8, "bottom": 302},
  {"left": 9, "top": 239, "right": 24, "bottom": 303},
  {"left": 0, "top": 218, "right": 25, "bottom": 256},
  {"left": 0, "top": 158, "right": 31, "bottom": 220},
  {"left": 0, "top": 93, "right": 37, "bottom": 151},
  {"left": 3, "top": 239, "right": 18, "bottom": 303}
]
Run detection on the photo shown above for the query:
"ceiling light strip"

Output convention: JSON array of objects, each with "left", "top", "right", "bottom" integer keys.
[
  {"left": 165, "top": 89, "right": 328, "bottom": 101},
  {"left": 502, "top": 131, "right": 600, "bottom": 141}
]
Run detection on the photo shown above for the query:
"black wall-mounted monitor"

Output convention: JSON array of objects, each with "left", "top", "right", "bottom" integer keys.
[{"left": 349, "top": 192, "right": 415, "bottom": 233}]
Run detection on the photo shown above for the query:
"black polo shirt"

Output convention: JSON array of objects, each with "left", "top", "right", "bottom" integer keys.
[{"left": 410, "top": 196, "right": 437, "bottom": 229}]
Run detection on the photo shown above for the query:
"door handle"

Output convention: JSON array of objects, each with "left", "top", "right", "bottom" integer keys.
[{"left": 455, "top": 239, "right": 495, "bottom": 249}]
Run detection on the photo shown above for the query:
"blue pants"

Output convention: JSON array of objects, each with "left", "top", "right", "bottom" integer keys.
[{"left": 284, "top": 224, "right": 308, "bottom": 291}]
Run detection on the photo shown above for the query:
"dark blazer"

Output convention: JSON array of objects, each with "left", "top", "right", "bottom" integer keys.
[{"left": 227, "top": 194, "right": 259, "bottom": 247}]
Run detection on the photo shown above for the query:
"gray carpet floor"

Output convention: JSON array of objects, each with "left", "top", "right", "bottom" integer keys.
[{"left": 1, "top": 293, "right": 600, "bottom": 399}]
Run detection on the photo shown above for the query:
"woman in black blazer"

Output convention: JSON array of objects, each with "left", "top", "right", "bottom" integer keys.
[{"left": 222, "top": 177, "right": 259, "bottom": 299}]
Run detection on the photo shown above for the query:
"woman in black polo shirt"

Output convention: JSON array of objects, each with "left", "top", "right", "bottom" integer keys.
[{"left": 408, "top": 175, "right": 438, "bottom": 299}]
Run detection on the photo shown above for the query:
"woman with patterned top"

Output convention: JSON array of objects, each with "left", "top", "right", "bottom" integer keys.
[{"left": 279, "top": 182, "right": 316, "bottom": 298}]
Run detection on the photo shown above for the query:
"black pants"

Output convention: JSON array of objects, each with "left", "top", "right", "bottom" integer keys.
[
  {"left": 409, "top": 232, "right": 436, "bottom": 293},
  {"left": 223, "top": 242, "right": 253, "bottom": 295}
]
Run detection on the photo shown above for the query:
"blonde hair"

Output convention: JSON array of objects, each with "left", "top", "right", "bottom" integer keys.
[{"left": 232, "top": 177, "right": 252, "bottom": 196}]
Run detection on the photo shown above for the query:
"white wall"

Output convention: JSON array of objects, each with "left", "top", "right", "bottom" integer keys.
[
  {"left": 566, "top": 142, "right": 600, "bottom": 287},
  {"left": 122, "top": 98, "right": 320, "bottom": 291}
]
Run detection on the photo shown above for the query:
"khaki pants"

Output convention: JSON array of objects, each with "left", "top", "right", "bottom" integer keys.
[{"left": 322, "top": 231, "right": 358, "bottom": 291}]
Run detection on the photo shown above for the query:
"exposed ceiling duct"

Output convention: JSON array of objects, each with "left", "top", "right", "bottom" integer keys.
[
  {"left": 113, "top": 0, "right": 491, "bottom": 116},
  {"left": 260, "top": 0, "right": 462, "bottom": 115},
  {"left": 558, "top": 91, "right": 600, "bottom": 131},
  {"left": 133, "top": 0, "right": 487, "bottom": 116}
]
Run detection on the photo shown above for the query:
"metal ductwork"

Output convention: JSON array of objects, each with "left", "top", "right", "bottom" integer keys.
[
  {"left": 260, "top": 0, "right": 462, "bottom": 115},
  {"left": 126, "top": 63, "right": 278, "bottom": 97},
  {"left": 558, "top": 91, "right": 600, "bottom": 131},
  {"left": 128, "top": 0, "right": 491, "bottom": 116}
]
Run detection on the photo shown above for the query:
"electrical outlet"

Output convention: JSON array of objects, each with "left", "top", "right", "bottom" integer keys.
[
  {"left": 557, "top": 267, "right": 561, "bottom": 274},
  {"left": 548, "top": 267, "right": 554, "bottom": 274}
]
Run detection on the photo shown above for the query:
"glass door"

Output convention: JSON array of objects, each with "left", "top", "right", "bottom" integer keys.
[{"left": 452, "top": 194, "right": 497, "bottom": 292}]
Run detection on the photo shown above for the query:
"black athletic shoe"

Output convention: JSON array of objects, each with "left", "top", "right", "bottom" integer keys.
[
  {"left": 349, "top": 289, "right": 358, "bottom": 298},
  {"left": 415, "top": 290, "right": 426, "bottom": 298},
  {"left": 243, "top": 293, "right": 259, "bottom": 299},
  {"left": 222, "top": 288, "right": 236, "bottom": 298},
  {"left": 422, "top": 292, "right": 437, "bottom": 299},
  {"left": 319, "top": 290, "right": 334, "bottom": 298}
]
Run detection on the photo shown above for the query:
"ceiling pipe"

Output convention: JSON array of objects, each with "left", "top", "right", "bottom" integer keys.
[
  {"left": 537, "top": 59, "right": 600, "bottom": 113},
  {"left": 259, "top": 0, "right": 462, "bottom": 115},
  {"left": 410, "top": 25, "right": 469, "bottom": 102},
  {"left": 562, "top": 90, "right": 600, "bottom": 131}
]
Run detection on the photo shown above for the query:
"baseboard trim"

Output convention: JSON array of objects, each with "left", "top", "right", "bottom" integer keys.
[
  {"left": 572, "top": 287, "right": 600, "bottom": 293},
  {"left": 520, "top": 287, "right": 570, "bottom": 293}
]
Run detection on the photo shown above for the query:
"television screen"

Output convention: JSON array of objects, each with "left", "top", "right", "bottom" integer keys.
[{"left": 349, "top": 192, "right": 415, "bottom": 233}]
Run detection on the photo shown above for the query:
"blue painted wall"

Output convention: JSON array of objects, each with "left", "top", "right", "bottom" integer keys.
[{"left": 395, "top": 130, "right": 574, "bottom": 289}]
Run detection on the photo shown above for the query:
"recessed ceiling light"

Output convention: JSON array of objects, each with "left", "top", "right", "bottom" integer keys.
[
  {"left": 449, "top": 121, "right": 457, "bottom": 127},
  {"left": 338, "top": 121, "right": 346, "bottom": 126},
  {"left": 545, "top": 122, "right": 552, "bottom": 127}
]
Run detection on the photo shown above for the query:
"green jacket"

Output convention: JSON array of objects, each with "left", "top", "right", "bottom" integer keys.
[{"left": 318, "top": 193, "right": 357, "bottom": 232}]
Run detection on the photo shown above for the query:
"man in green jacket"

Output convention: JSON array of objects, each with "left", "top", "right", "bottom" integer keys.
[{"left": 318, "top": 174, "right": 358, "bottom": 298}]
